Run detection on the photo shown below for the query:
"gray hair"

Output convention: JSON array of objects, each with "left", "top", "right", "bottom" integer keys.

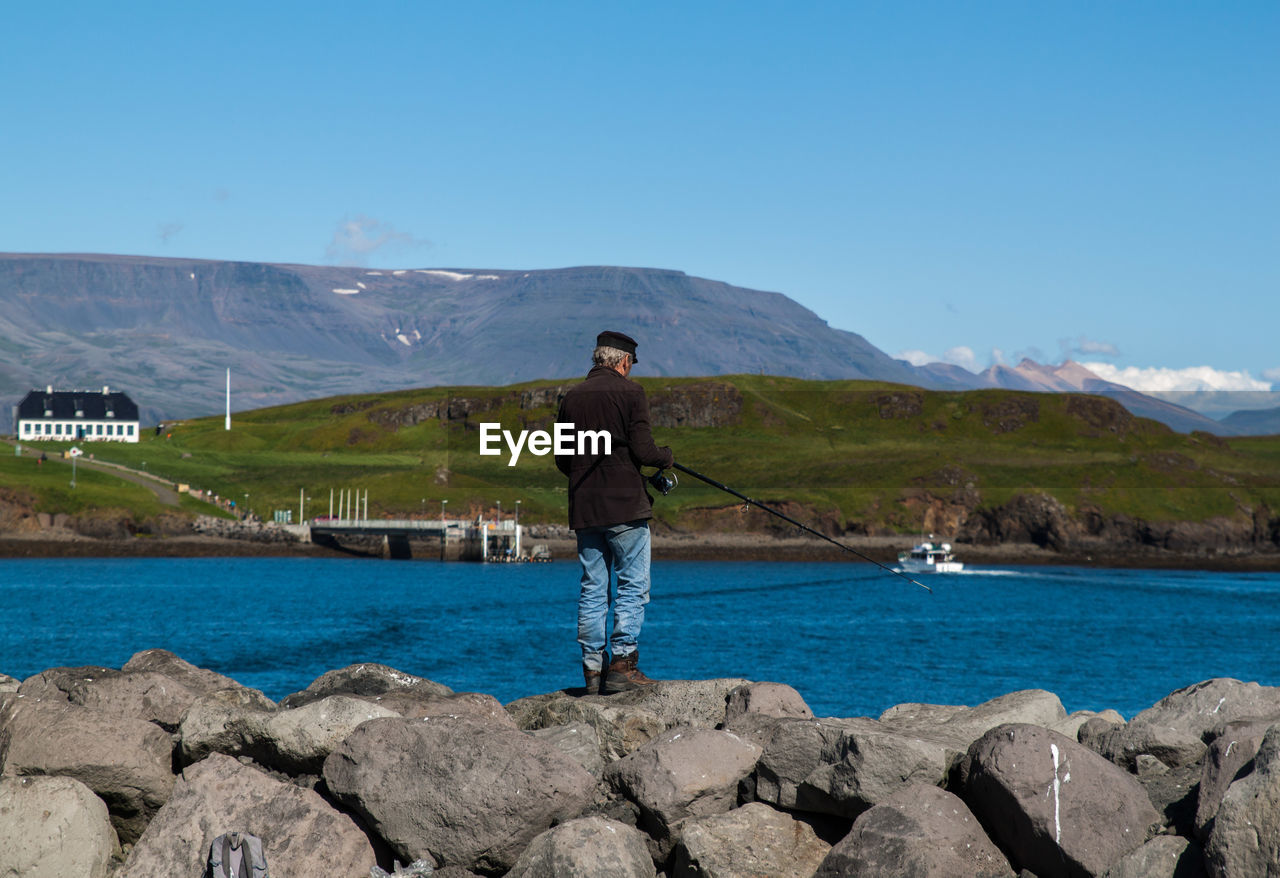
[{"left": 592, "top": 345, "right": 630, "bottom": 368}]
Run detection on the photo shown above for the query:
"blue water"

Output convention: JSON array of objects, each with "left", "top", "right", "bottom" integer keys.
[{"left": 2, "top": 558, "right": 1277, "bottom": 719}]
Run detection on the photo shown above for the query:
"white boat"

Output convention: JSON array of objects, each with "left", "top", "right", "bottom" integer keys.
[{"left": 897, "top": 541, "right": 964, "bottom": 574}]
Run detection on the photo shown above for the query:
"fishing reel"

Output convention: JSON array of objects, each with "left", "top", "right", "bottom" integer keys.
[{"left": 647, "top": 469, "right": 678, "bottom": 495}]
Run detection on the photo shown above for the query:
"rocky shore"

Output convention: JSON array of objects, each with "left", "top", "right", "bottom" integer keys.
[{"left": 3, "top": 652, "right": 1279, "bottom": 877}]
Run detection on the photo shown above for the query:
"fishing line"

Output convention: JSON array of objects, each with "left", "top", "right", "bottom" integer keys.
[{"left": 663, "top": 462, "right": 933, "bottom": 594}]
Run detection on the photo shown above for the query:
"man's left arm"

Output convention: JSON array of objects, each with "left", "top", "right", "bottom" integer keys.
[{"left": 627, "top": 390, "right": 675, "bottom": 469}]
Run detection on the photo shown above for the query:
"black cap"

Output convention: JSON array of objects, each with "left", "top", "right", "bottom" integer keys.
[{"left": 596, "top": 330, "right": 638, "bottom": 363}]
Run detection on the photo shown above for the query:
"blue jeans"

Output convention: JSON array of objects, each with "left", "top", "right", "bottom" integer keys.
[{"left": 576, "top": 521, "right": 651, "bottom": 671}]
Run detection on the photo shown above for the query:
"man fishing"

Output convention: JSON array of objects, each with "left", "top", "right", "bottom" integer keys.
[{"left": 555, "top": 330, "right": 675, "bottom": 695}]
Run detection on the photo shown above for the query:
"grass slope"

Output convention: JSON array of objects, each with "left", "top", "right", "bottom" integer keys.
[{"left": 4, "top": 376, "right": 1279, "bottom": 534}]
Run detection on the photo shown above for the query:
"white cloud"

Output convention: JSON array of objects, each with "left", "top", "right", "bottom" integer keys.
[
  {"left": 325, "top": 215, "right": 431, "bottom": 266},
  {"left": 1081, "top": 363, "right": 1272, "bottom": 392},
  {"left": 1264, "top": 367, "right": 1280, "bottom": 384},
  {"left": 895, "top": 349, "right": 933, "bottom": 367},
  {"left": 943, "top": 346, "right": 978, "bottom": 371},
  {"left": 1059, "top": 335, "right": 1120, "bottom": 359}
]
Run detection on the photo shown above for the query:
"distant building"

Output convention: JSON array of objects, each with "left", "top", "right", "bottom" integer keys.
[{"left": 14, "top": 386, "right": 141, "bottom": 443}]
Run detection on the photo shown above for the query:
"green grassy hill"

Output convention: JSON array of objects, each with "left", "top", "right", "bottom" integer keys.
[{"left": 4, "top": 376, "right": 1279, "bottom": 540}]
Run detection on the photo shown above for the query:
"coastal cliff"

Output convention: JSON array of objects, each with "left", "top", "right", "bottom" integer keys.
[{"left": 3, "top": 651, "right": 1279, "bottom": 877}]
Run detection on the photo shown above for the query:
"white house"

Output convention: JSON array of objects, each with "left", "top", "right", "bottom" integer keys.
[{"left": 14, "top": 385, "right": 141, "bottom": 443}]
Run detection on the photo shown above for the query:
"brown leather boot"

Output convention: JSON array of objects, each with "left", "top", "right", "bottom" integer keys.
[
  {"left": 582, "top": 665, "right": 603, "bottom": 695},
  {"left": 603, "top": 650, "right": 656, "bottom": 694}
]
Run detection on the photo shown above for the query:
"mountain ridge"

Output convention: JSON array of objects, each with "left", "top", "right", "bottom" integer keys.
[{"left": 0, "top": 252, "right": 1247, "bottom": 435}]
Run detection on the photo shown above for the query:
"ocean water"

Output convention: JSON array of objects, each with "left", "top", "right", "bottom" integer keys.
[{"left": 2, "top": 557, "right": 1277, "bottom": 719}]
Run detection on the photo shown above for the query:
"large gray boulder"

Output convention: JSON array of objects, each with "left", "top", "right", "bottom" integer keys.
[
  {"left": 181, "top": 689, "right": 401, "bottom": 774},
  {"left": 121, "top": 753, "right": 376, "bottom": 878},
  {"left": 122, "top": 648, "right": 246, "bottom": 694},
  {"left": 604, "top": 727, "right": 762, "bottom": 838},
  {"left": 528, "top": 721, "right": 606, "bottom": 777},
  {"left": 1204, "top": 723, "right": 1280, "bottom": 878},
  {"left": 0, "top": 698, "right": 175, "bottom": 845},
  {"left": 177, "top": 686, "right": 279, "bottom": 766},
  {"left": 507, "top": 679, "right": 751, "bottom": 762},
  {"left": 815, "top": 783, "right": 1014, "bottom": 878},
  {"left": 673, "top": 801, "right": 831, "bottom": 878},
  {"left": 257, "top": 695, "right": 401, "bottom": 774},
  {"left": 1090, "top": 679, "right": 1280, "bottom": 770},
  {"left": 47, "top": 669, "right": 204, "bottom": 732},
  {"left": 505, "top": 816, "right": 656, "bottom": 878},
  {"left": 0, "top": 775, "right": 118, "bottom": 878},
  {"left": 958, "top": 723, "right": 1160, "bottom": 878},
  {"left": 723, "top": 682, "right": 814, "bottom": 723},
  {"left": 879, "top": 689, "right": 1067, "bottom": 750},
  {"left": 15, "top": 665, "right": 119, "bottom": 704},
  {"left": 754, "top": 716, "right": 954, "bottom": 818},
  {"left": 1196, "top": 718, "right": 1278, "bottom": 839},
  {"left": 1101, "top": 835, "right": 1207, "bottom": 878},
  {"left": 324, "top": 715, "right": 595, "bottom": 873},
  {"left": 380, "top": 690, "right": 518, "bottom": 727},
  {"left": 279, "top": 662, "right": 452, "bottom": 709},
  {"left": 0, "top": 673, "right": 18, "bottom": 694}
]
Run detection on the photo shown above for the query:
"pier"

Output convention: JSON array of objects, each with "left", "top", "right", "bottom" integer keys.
[{"left": 307, "top": 517, "right": 528, "bottom": 561}]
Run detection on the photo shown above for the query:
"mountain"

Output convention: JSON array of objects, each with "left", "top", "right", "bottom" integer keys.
[
  {"left": 0, "top": 253, "right": 921, "bottom": 430},
  {"left": 1219, "top": 405, "right": 1280, "bottom": 436},
  {"left": 914, "top": 357, "right": 1235, "bottom": 435}
]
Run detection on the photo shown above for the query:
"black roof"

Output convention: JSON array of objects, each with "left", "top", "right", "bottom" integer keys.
[{"left": 16, "top": 389, "right": 140, "bottom": 421}]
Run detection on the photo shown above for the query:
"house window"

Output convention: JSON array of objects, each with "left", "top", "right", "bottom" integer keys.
[
  {"left": 127, "top": 425, "right": 135, "bottom": 436},
  {"left": 43, "top": 423, "right": 51, "bottom": 435},
  {"left": 96, "top": 424, "right": 103, "bottom": 436},
  {"left": 55, "top": 423, "right": 62, "bottom": 435},
  {"left": 22, "top": 423, "right": 30, "bottom": 434}
]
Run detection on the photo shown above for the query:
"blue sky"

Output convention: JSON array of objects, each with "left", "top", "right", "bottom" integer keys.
[{"left": 2, "top": 2, "right": 1276, "bottom": 392}]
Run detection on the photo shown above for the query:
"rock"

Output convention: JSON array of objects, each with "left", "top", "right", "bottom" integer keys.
[
  {"left": 16, "top": 665, "right": 120, "bottom": 703},
  {"left": 383, "top": 690, "right": 517, "bottom": 727},
  {"left": 505, "top": 816, "right": 656, "bottom": 878},
  {"left": 61, "top": 669, "right": 204, "bottom": 732},
  {"left": 177, "top": 686, "right": 279, "bottom": 766},
  {"left": 323, "top": 715, "right": 595, "bottom": 873},
  {"left": 506, "top": 693, "right": 668, "bottom": 762},
  {"left": 754, "top": 716, "right": 954, "bottom": 819},
  {"left": 0, "top": 775, "right": 118, "bottom": 878},
  {"left": 723, "top": 682, "right": 813, "bottom": 723},
  {"left": 508, "top": 679, "right": 750, "bottom": 762},
  {"left": 1204, "top": 723, "right": 1280, "bottom": 877},
  {"left": 958, "top": 723, "right": 1160, "bottom": 878},
  {"left": 528, "top": 722, "right": 606, "bottom": 777},
  {"left": 1096, "top": 679, "right": 1280, "bottom": 770},
  {"left": 122, "top": 648, "right": 245, "bottom": 694},
  {"left": 0, "top": 699, "right": 175, "bottom": 845},
  {"left": 1050, "top": 709, "right": 1126, "bottom": 741},
  {"left": 815, "top": 784, "right": 1013, "bottom": 878},
  {"left": 1136, "top": 760, "right": 1203, "bottom": 837},
  {"left": 257, "top": 695, "right": 401, "bottom": 774},
  {"left": 673, "top": 801, "right": 831, "bottom": 878},
  {"left": 121, "top": 753, "right": 376, "bottom": 878},
  {"left": 1196, "top": 718, "right": 1277, "bottom": 839},
  {"left": 879, "top": 689, "right": 1067, "bottom": 751},
  {"left": 1101, "top": 835, "right": 1207, "bottom": 878},
  {"left": 605, "top": 727, "right": 762, "bottom": 839},
  {"left": 279, "top": 662, "right": 452, "bottom": 708},
  {"left": 0, "top": 673, "right": 19, "bottom": 693}
]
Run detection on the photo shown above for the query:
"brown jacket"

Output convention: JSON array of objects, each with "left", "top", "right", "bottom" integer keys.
[{"left": 555, "top": 365, "right": 675, "bottom": 530}]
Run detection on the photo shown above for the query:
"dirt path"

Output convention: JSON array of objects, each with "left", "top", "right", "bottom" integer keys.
[{"left": 6, "top": 441, "right": 181, "bottom": 506}]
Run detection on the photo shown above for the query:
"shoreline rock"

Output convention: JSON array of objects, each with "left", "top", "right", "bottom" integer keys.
[{"left": 2, "top": 651, "right": 1277, "bottom": 877}]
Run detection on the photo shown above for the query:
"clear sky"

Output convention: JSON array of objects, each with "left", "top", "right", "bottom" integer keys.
[{"left": 2, "top": 2, "right": 1276, "bottom": 392}]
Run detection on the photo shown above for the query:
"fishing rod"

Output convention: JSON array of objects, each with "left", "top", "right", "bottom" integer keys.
[{"left": 659, "top": 462, "right": 933, "bottom": 593}]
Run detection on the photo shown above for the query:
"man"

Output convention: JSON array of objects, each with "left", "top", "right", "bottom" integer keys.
[{"left": 556, "top": 330, "right": 675, "bottom": 694}]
